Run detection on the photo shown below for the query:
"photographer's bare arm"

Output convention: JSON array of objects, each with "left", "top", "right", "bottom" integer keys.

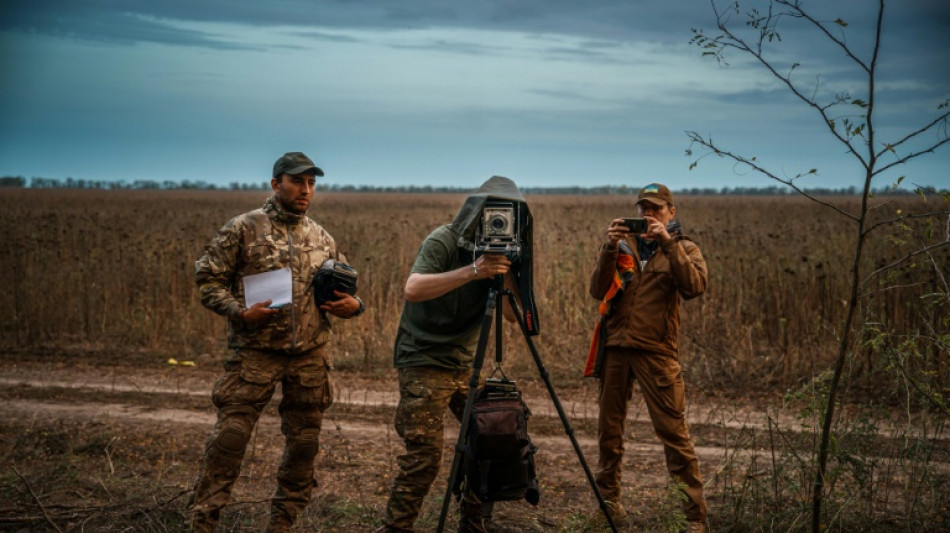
[{"left": 404, "top": 253, "right": 517, "bottom": 322}]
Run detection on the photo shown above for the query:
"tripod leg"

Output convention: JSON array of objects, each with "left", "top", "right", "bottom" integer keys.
[
  {"left": 504, "top": 292, "right": 620, "bottom": 533},
  {"left": 495, "top": 281, "right": 504, "bottom": 366},
  {"left": 436, "top": 288, "right": 499, "bottom": 533}
]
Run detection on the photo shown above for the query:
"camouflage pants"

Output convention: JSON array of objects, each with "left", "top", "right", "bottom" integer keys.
[
  {"left": 382, "top": 366, "right": 474, "bottom": 532},
  {"left": 187, "top": 346, "right": 333, "bottom": 533},
  {"left": 595, "top": 347, "right": 707, "bottom": 522}
]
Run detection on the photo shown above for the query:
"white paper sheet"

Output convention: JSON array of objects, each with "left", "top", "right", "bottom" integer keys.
[{"left": 243, "top": 267, "right": 292, "bottom": 308}]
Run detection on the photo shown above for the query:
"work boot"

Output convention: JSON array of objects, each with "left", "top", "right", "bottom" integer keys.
[
  {"left": 185, "top": 509, "right": 216, "bottom": 533},
  {"left": 458, "top": 490, "right": 492, "bottom": 533},
  {"left": 374, "top": 518, "right": 414, "bottom": 532},
  {"left": 682, "top": 520, "right": 708, "bottom": 533},
  {"left": 458, "top": 515, "right": 490, "bottom": 533},
  {"left": 186, "top": 521, "right": 214, "bottom": 533},
  {"left": 595, "top": 500, "right": 628, "bottom": 528},
  {"left": 264, "top": 512, "right": 294, "bottom": 533}
]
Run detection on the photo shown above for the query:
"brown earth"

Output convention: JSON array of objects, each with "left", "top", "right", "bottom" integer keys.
[{"left": 0, "top": 349, "right": 934, "bottom": 532}]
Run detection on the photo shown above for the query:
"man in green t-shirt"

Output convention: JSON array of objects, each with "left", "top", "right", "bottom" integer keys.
[{"left": 379, "top": 176, "right": 531, "bottom": 533}]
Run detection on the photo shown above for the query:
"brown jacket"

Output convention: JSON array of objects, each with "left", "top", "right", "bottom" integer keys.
[{"left": 589, "top": 234, "right": 707, "bottom": 358}]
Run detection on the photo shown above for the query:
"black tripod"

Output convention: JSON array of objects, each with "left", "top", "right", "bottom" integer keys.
[{"left": 436, "top": 276, "right": 619, "bottom": 532}]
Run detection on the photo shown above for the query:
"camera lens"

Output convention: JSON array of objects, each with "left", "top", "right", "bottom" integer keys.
[{"left": 490, "top": 215, "right": 507, "bottom": 231}]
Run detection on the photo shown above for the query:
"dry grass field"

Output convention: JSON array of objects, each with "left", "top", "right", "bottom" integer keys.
[
  {"left": 1, "top": 188, "right": 948, "bottom": 531},
  {"left": 1, "top": 188, "right": 945, "bottom": 387}
]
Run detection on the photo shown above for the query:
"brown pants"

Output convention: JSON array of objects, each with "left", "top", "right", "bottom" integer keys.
[
  {"left": 188, "top": 347, "right": 333, "bottom": 532},
  {"left": 595, "top": 347, "right": 706, "bottom": 522}
]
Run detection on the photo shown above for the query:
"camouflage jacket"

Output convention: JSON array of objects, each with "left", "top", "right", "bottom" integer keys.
[{"left": 195, "top": 196, "right": 345, "bottom": 354}]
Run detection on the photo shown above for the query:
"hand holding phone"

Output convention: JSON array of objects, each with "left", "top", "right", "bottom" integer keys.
[{"left": 622, "top": 217, "right": 648, "bottom": 234}]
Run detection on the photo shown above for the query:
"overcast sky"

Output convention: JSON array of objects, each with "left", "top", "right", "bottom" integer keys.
[{"left": 1, "top": 0, "right": 948, "bottom": 190}]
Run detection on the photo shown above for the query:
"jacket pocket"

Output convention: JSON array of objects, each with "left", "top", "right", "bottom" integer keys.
[
  {"left": 244, "top": 241, "right": 284, "bottom": 272},
  {"left": 297, "top": 242, "right": 332, "bottom": 283}
]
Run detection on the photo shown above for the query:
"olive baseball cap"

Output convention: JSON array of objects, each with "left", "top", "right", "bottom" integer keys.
[
  {"left": 637, "top": 182, "right": 674, "bottom": 206},
  {"left": 273, "top": 152, "right": 324, "bottom": 178}
]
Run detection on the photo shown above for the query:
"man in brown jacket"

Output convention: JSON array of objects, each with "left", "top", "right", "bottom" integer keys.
[{"left": 588, "top": 182, "right": 708, "bottom": 532}]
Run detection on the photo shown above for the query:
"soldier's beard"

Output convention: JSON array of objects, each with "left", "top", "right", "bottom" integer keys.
[{"left": 278, "top": 196, "right": 308, "bottom": 215}]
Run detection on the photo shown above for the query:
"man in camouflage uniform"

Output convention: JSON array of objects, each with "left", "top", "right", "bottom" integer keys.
[
  {"left": 378, "top": 176, "right": 529, "bottom": 533},
  {"left": 187, "top": 152, "right": 364, "bottom": 533}
]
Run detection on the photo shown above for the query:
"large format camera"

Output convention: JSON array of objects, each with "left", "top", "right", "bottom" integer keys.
[
  {"left": 476, "top": 200, "right": 522, "bottom": 258},
  {"left": 473, "top": 196, "right": 539, "bottom": 336}
]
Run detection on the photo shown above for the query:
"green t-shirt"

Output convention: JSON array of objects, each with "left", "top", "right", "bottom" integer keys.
[{"left": 393, "top": 225, "right": 493, "bottom": 370}]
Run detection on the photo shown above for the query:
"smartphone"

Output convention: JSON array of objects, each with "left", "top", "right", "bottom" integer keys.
[{"left": 622, "top": 217, "right": 648, "bottom": 234}]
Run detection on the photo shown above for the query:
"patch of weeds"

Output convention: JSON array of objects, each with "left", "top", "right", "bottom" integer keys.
[
  {"left": 308, "top": 494, "right": 379, "bottom": 529},
  {"left": 645, "top": 479, "right": 689, "bottom": 533},
  {"left": 559, "top": 510, "right": 604, "bottom": 532}
]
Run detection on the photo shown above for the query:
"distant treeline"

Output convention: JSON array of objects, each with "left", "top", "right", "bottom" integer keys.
[{"left": 0, "top": 175, "right": 942, "bottom": 196}]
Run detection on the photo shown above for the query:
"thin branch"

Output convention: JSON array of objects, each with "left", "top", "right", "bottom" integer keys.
[
  {"left": 686, "top": 131, "right": 859, "bottom": 220},
  {"left": 892, "top": 351, "right": 950, "bottom": 418},
  {"left": 12, "top": 465, "right": 64, "bottom": 533},
  {"left": 859, "top": 281, "right": 929, "bottom": 300},
  {"left": 775, "top": 0, "right": 871, "bottom": 72},
  {"left": 875, "top": 109, "right": 950, "bottom": 157},
  {"left": 873, "top": 136, "right": 950, "bottom": 177},
  {"left": 707, "top": 0, "right": 871, "bottom": 168},
  {"left": 925, "top": 237, "right": 950, "bottom": 294},
  {"left": 862, "top": 210, "right": 950, "bottom": 238},
  {"left": 861, "top": 241, "right": 950, "bottom": 286}
]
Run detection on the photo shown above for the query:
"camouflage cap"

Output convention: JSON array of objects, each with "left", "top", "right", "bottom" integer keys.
[
  {"left": 273, "top": 152, "right": 324, "bottom": 178},
  {"left": 636, "top": 182, "right": 674, "bottom": 206}
]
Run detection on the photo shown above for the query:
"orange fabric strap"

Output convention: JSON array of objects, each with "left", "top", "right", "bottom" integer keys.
[{"left": 585, "top": 250, "right": 635, "bottom": 377}]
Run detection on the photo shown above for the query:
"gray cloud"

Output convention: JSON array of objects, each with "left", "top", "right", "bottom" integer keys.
[
  {"left": 291, "top": 31, "right": 363, "bottom": 44},
  {"left": 0, "top": 0, "right": 713, "bottom": 49},
  {"left": 4, "top": 0, "right": 947, "bottom": 65},
  {"left": 0, "top": 3, "right": 257, "bottom": 50},
  {"left": 1, "top": 0, "right": 945, "bottom": 190},
  {"left": 714, "top": 88, "right": 800, "bottom": 106},
  {"left": 387, "top": 38, "right": 511, "bottom": 57}
]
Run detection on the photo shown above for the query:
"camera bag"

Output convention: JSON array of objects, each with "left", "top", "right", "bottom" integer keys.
[
  {"left": 313, "top": 259, "right": 358, "bottom": 304},
  {"left": 456, "top": 378, "right": 540, "bottom": 505}
]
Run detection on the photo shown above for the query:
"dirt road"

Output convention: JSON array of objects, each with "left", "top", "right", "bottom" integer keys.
[{"left": 0, "top": 350, "right": 882, "bottom": 532}]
